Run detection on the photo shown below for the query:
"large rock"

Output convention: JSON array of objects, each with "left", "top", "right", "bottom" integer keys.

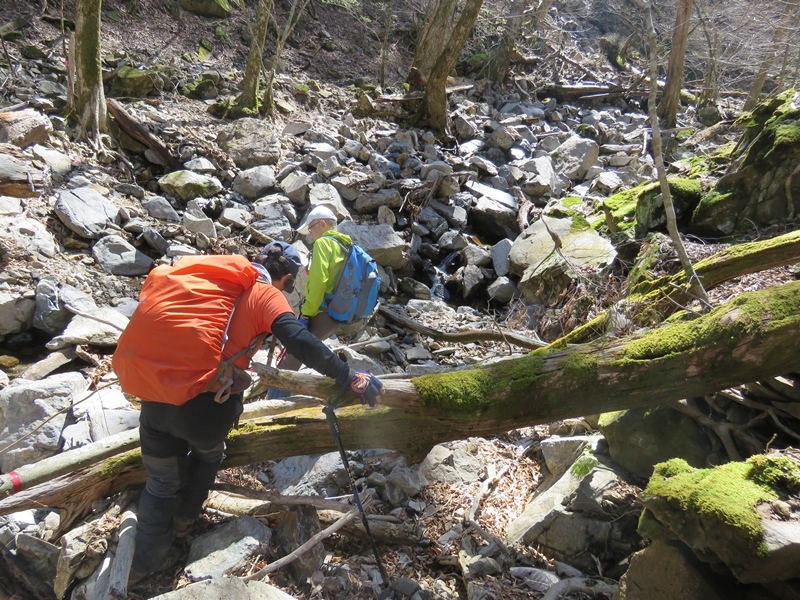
[
  {"left": 550, "top": 135, "right": 600, "bottom": 180},
  {"left": 599, "top": 406, "right": 714, "bottom": 480},
  {"left": 690, "top": 91, "right": 800, "bottom": 235},
  {"left": 0, "top": 216, "right": 58, "bottom": 258},
  {"left": 0, "top": 293, "right": 35, "bottom": 336},
  {"left": 185, "top": 516, "right": 271, "bottom": 580},
  {"left": 508, "top": 217, "right": 616, "bottom": 304},
  {"left": 232, "top": 165, "right": 276, "bottom": 199},
  {"left": 158, "top": 171, "right": 222, "bottom": 201},
  {"left": 91, "top": 235, "right": 154, "bottom": 276},
  {"left": 337, "top": 221, "right": 408, "bottom": 269},
  {"left": 639, "top": 456, "right": 800, "bottom": 585},
  {"left": 108, "top": 66, "right": 162, "bottom": 98},
  {"left": 616, "top": 539, "right": 739, "bottom": 600},
  {"left": 0, "top": 373, "right": 88, "bottom": 472},
  {"left": 178, "top": 0, "right": 234, "bottom": 17},
  {"left": 150, "top": 578, "right": 298, "bottom": 599},
  {"left": 507, "top": 452, "right": 641, "bottom": 574},
  {"left": 54, "top": 187, "right": 120, "bottom": 239},
  {"left": 0, "top": 109, "right": 52, "bottom": 148},
  {"left": 217, "top": 119, "right": 281, "bottom": 168},
  {"left": 46, "top": 305, "right": 129, "bottom": 349}
]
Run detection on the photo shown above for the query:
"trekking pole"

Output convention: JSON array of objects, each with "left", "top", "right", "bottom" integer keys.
[{"left": 323, "top": 390, "right": 391, "bottom": 588}]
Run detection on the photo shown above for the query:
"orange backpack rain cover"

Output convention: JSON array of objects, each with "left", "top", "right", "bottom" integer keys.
[{"left": 113, "top": 255, "right": 259, "bottom": 405}]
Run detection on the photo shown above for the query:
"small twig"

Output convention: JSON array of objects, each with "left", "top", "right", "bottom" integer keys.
[
  {"left": 241, "top": 507, "right": 361, "bottom": 580},
  {"left": 465, "top": 463, "right": 511, "bottom": 523},
  {"left": 464, "top": 519, "right": 511, "bottom": 555}
]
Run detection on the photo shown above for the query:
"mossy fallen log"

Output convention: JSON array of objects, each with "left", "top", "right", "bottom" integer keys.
[
  {"left": 2, "top": 281, "right": 800, "bottom": 528},
  {"left": 553, "top": 229, "right": 800, "bottom": 345}
]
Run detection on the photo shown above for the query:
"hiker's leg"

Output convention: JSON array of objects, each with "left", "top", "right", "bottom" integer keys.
[
  {"left": 175, "top": 442, "right": 225, "bottom": 522},
  {"left": 133, "top": 402, "right": 189, "bottom": 575},
  {"left": 168, "top": 392, "right": 243, "bottom": 523},
  {"left": 132, "top": 454, "right": 182, "bottom": 574}
]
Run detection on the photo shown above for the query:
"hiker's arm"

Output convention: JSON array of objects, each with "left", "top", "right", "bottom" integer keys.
[
  {"left": 301, "top": 238, "right": 337, "bottom": 319},
  {"left": 271, "top": 314, "right": 350, "bottom": 385}
]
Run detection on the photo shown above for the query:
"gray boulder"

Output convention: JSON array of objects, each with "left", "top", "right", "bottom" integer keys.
[
  {"left": 217, "top": 119, "right": 281, "bottom": 168},
  {"left": 338, "top": 221, "right": 407, "bottom": 269},
  {"left": 185, "top": 516, "right": 271, "bottom": 581},
  {"left": 232, "top": 165, "right": 276, "bottom": 199},
  {"left": 91, "top": 235, "right": 154, "bottom": 276},
  {"left": 158, "top": 171, "right": 222, "bottom": 201},
  {"left": 0, "top": 293, "right": 35, "bottom": 336},
  {"left": 0, "top": 373, "right": 88, "bottom": 471},
  {"left": 54, "top": 187, "right": 120, "bottom": 239}
]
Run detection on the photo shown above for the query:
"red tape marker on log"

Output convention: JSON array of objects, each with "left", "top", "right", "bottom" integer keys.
[{"left": 8, "top": 471, "right": 22, "bottom": 494}]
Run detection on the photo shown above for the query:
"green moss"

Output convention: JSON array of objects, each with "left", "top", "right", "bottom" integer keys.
[
  {"left": 413, "top": 354, "right": 546, "bottom": 412},
  {"left": 99, "top": 449, "right": 142, "bottom": 478},
  {"left": 570, "top": 213, "right": 591, "bottom": 232},
  {"left": 645, "top": 458, "right": 779, "bottom": 546},
  {"left": 675, "top": 128, "right": 695, "bottom": 142},
  {"left": 563, "top": 196, "right": 582, "bottom": 207},
  {"left": 571, "top": 453, "right": 599, "bottom": 477},
  {"left": 747, "top": 454, "right": 800, "bottom": 491},
  {"left": 562, "top": 351, "right": 599, "bottom": 384}
]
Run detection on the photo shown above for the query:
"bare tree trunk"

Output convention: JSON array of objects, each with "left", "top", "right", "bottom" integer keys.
[
  {"left": 695, "top": 2, "right": 719, "bottom": 109},
  {"left": 416, "top": 0, "right": 484, "bottom": 132},
  {"left": 380, "top": 0, "right": 398, "bottom": 88},
  {"left": 263, "top": 0, "right": 311, "bottom": 114},
  {"left": 74, "top": 0, "right": 106, "bottom": 142},
  {"left": 483, "top": 0, "right": 528, "bottom": 84},
  {"left": 235, "top": 0, "right": 273, "bottom": 115},
  {"left": 3, "top": 280, "right": 800, "bottom": 525},
  {"left": 657, "top": 0, "right": 693, "bottom": 128},
  {"left": 408, "top": 0, "right": 458, "bottom": 83},
  {"left": 640, "top": 0, "right": 708, "bottom": 304},
  {"left": 743, "top": 0, "right": 799, "bottom": 111}
]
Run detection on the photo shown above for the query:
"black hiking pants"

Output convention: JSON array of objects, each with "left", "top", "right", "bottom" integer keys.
[{"left": 132, "top": 391, "right": 243, "bottom": 574}]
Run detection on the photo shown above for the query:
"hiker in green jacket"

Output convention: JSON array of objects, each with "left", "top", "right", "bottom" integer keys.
[{"left": 267, "top": 205, "right": 351, "bottom": 398}]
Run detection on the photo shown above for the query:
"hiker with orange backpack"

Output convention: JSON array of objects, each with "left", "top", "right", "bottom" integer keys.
[{"left": 114, "top": 241, "right": 384, "bottom": 585}]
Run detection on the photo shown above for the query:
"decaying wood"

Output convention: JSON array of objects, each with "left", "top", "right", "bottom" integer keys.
[
  {"left": 378, "top": 305, "right": 545, "bottom": 350},
  {"left": 206, "top": 487, "right": 418, "bottom": 545},
  {"left": 3, "top": 281, "right": 800, "bottom": 527},
  {"left": 377, "top": 83, "right": 474, "bottom": 103},
  {"left": 106, "top": 98, "right": 178, "bottom": 169}
]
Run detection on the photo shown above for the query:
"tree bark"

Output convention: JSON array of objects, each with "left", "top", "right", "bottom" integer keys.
[
  {"left": 106, "top": 99, "right": 178, "bottom": 169},
  {"left": 657, "top": 0, "right": 693, "bottom": 128},
  {"left": 408, "top": 0, "right": 458, "bottom": 82},
  {"left": 641, "top": 0, "right": 707, "bottom": 304},
  {"left": 416, "top": 0, "right": 484, "bottom": 132},
  {"left": 483, "top": 0, "right": 527, "bottom": 84},
  {"left": 235, "top": 0, "right": 273, "bottom": 114},
  {"left": 74, "top": 0, "right": 107, "bottom": 141},
  {"left": 3, "top": 280, "right": 800, "bottom": 525}
]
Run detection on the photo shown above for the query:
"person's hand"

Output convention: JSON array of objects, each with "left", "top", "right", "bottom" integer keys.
[
  {"left": 348, "top": 371, "right": 384, "bottom": 407},
  {"left": 297, "top": 316, "right": 309, "bottom": 329}
]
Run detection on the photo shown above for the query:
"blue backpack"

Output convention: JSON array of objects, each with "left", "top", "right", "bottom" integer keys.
[{"left": 323, "top": 238, "right": 381, "bottom": 323}]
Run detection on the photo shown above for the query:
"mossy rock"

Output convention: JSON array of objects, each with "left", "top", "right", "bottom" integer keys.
[
  {"left": 599, "top": 406, "right": 714, "bottom": 480},
  {"left": 690, "top": 89, "right": 800, "bottom": 237},
  {"left": 595, "top": 177, "right": 702, "bottom": 236},
  {"left": 178, "top": 0, "right": 233, "bottom": 18},
  {"left": 640, "top": 455, "right": 800, "bottom": 583},
  {"left": 108, "top": 65, "right": 162, "bottom": 98}
]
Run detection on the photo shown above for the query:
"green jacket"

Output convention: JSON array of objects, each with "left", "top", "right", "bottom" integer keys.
[{"left": 301, "top": 230, "right": 352, "bottom": 318}]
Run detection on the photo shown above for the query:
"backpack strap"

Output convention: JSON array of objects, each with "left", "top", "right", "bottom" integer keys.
[
  {"left": 324, "top": 236, "right": 352, "bottom": 302},
  {"left": 207, "top": 279, "right": 270, "bottom": 404}
]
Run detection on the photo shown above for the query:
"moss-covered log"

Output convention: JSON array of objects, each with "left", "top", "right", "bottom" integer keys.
[
  {"left": 3, "top": 281, "right": 800, "bottom": 525},
  {"left": 553, "top": 229, "right": 800, "bottom": 345}
]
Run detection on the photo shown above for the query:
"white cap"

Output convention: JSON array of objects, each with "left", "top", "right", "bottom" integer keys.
[{"left": 297, "top": 205, "right": 337, "bottom": 235}]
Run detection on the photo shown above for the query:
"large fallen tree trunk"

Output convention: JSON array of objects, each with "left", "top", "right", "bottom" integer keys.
[{"left": 2, "top": 280, "right": 800, "bottom": 526}]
